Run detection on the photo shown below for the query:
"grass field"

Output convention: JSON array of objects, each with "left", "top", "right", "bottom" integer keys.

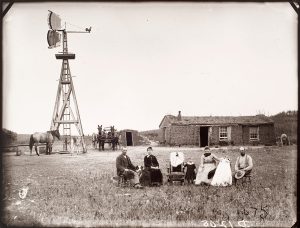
[{"left": 1, "top": 144, "right": 297, "bottom": 227}]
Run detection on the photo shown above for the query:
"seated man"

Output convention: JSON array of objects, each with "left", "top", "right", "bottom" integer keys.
[
  {"left": 116, "top": 147, "right": 143, "bottom": 189},
  {"left": 233, "top": 147, "right": 253, "bottom": 184},
  {"left": 143, "top": 147, "right": 163, "bottom": 185}
]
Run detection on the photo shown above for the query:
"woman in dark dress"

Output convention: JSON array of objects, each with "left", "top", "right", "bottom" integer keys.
[{"left": 144, "top": 147, "right": 163, "bottom": 185}]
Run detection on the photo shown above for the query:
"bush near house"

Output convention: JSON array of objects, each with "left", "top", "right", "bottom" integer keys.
[
  {"left": 140, "top": 129, "right": 160, "bottom": 142},
  {"left": 270, "top": 111, "right": 297, "bottom": 144}
]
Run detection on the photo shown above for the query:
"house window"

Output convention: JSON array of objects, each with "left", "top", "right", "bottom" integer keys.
[
  {"left": 219, "top": 126, "right": 228, "bottom": 140},
  {"left": 249, "top": 127, "right": 259, "bottom": 140}
]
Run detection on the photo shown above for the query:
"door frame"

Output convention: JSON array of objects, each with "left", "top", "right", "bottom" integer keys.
[
  {"left": 199, "top": 125, "right": 211, "bottom": 147},
  {"left": 125, "top": 131, "right": 134, "bottom": 146}
]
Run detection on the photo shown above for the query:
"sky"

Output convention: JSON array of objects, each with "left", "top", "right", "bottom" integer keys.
[{"left": 2, "top": 2, "right": 298, "bottom": 135}]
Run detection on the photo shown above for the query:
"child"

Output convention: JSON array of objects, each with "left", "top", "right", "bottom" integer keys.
[{"left": 184, "top": 157, "right": 196, "bottom": 184}]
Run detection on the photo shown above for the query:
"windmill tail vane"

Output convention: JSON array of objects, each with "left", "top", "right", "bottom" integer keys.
[{"left": 47, "top": 10, "right": 91, "bottom": 48}]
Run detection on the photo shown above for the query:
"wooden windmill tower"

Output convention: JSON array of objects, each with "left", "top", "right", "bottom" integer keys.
[{"left": 47, "top": 11, "right": 91, "bottom": 153}]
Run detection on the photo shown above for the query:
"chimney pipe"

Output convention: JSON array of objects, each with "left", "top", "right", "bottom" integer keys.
[{"left": 178, "top": 111, "right": 182, "bottom": 121}]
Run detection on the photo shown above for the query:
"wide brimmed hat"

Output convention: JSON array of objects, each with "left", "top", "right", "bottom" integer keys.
[
  {"left": 204, "top": 146, "right": 210, "bottom": 151},
  {"left": 235, "top": 170, "right": 245, "bottom": 179}
]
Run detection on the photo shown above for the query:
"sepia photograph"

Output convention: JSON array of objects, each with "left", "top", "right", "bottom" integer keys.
[{"left": 1, "top": 2, "right": 298, "bottom": 227}]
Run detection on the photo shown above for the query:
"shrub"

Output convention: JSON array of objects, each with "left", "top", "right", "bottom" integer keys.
[
  {"left": 219, "top": 140, "right": 229, "bottom": 146},
  {"left": 0, "top": 128, "right": 17, "bottom": 146}
]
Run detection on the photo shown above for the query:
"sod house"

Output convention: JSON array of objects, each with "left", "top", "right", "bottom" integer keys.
[
  {"left": 159, "top": 111, "right": 275, "bottom": 147},
  {"left": 118, "top": 129, "right": 144, "bottom": 147}
]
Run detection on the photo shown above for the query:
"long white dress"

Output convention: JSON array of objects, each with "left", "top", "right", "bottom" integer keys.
[
  {"left": 170, "top": 152, "right": 184, "bottom": 167},
  {"left": 195, "top": 153, "right": 218, "bottom": 185},
  {"left": 211, "top": 158, "right": 232, "bottom": 186}
]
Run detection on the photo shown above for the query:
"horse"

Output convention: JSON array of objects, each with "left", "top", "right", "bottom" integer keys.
[
  {"left": 280, "top": 134, "right": 290, "bottom": 146},
  {"left": 91, "top": 133, "right": 98, "bottom": 149},
  {"left": 97, "top": 125, "right": 102, "bottom": 135},
  {"left": 97, "top": 133, "right": 119, "bottom": 151},
  {"left": 111, "top": 135, "right": 119, "bottom": 151},
  {"left": 98, "top": 133, "right": 106, "bottom": 151},
  {"left": 107, "top": 131, "right": 112, "bottom": 147},
  {"left": 29, "top": 130, "right": 60, "bottom": 156}
]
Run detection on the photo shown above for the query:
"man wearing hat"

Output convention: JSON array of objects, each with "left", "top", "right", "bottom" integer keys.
[
  {"left": 116, "top": 147, "right": 144, "bottom": 189},
  {"left": 233, "top": 147, "right": 253, "bottom": 184}
]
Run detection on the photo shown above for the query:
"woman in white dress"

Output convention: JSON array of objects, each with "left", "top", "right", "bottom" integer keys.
[
  {"left": 211, "top": 157, "right": 232, "bottom": 186},
  {"left": 195, "top": 147, "right": 220, "bottom": 185}
]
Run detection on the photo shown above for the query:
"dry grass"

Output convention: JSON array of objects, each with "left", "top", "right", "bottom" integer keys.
[{"left": 1, "top": 145, "right": 296, "bottom": 227}]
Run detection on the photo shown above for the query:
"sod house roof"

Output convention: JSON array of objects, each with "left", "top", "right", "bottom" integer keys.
[{"left": 159, "top": 114, "right": 274, "bottom": 127}]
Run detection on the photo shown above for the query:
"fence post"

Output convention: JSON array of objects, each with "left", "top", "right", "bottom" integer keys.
[{"left": 16, "top": 146, "right": 21, "bottom": 156}]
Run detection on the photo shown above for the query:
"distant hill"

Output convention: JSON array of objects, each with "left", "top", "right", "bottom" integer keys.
[
  {"left": 17, "top": 134, "right": 31, "bottom": 144},
  {"left": 140, "top": 129, "right": 160, "bottom": 135},
  {"left": 139, "top": 129, "right": 160, "bottom": 142},
  {"left": 270, "top": 110, "right": 297, "bottom": 144}
]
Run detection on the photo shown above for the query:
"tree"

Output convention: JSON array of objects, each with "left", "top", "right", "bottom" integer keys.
[{"left": 0, "top": 128, "right": 17, "bottom": 146}]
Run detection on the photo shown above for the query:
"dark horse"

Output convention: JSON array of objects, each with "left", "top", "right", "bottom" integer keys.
[
  {"left": 97, "top": 125, "right": 119, "bottom": 151},
  {"left": 98, "top": 133, "right": 106, "bottom": 151},
  {"left": 29, "top": 130, "right": 60, "bottom": 156},
  {"left": 106, "top": 135, "right": 119, "bottom": 151},
  {"left": 98, "top": 135, "right": 119, "bottom": 151},
  {"left": 112, "top": 135, "right": 119, "bottom": 150},
  {"left": 98, "top": 134, "right": 119, "bottom": 150}
]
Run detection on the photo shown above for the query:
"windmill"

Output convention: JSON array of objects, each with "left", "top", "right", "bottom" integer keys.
[{"left": 47, "top": 10, "right": 91, "bottom": 153}]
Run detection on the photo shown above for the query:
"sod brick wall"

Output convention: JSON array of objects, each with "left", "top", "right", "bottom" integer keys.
[{"left": 161, "top": 124, "right": 275, "bottom": 146}]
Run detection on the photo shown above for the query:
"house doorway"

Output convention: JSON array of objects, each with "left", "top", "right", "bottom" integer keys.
[
  {"left": 162, "top": 127, "right": 166, "bottom": 143},
  {"left": 126, "top": 131, "right": 133, "bottom": 146},
  {"left": 199, "top": 127, "right": 209, "bottom": 147}
]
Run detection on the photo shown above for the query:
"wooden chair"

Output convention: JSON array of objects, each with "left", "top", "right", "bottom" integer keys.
[
  {"left": 117, "top": 174, "right": 130, "bottom": 187},
  {"left": 235, "top": 171, "right": 252, "bottom": 186},
  {"left": 242, "top": 172, "right": 252, "bottom": 185},
  {"left": 167, "top": 164, "right": 185, "bottom": 185},
  {"left": 149, "top": 170, "right": 162, "bottom": 187},
  {"left": 167, "top": 152, "right": 185, "bottom": 185}
]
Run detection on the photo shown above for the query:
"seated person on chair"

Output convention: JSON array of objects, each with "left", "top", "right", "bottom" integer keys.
[
  {"left": 143, "top": 147, "right": 163, "bottom": 185},
  {"left": 195, "top": 146, "right": 220, "bottom": 185},
  {"left": 116, "top": 147, "right": 143, "bottom": 189},
  {"left": 233, "top": 147, "right": 253, "bottom": 184}
]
